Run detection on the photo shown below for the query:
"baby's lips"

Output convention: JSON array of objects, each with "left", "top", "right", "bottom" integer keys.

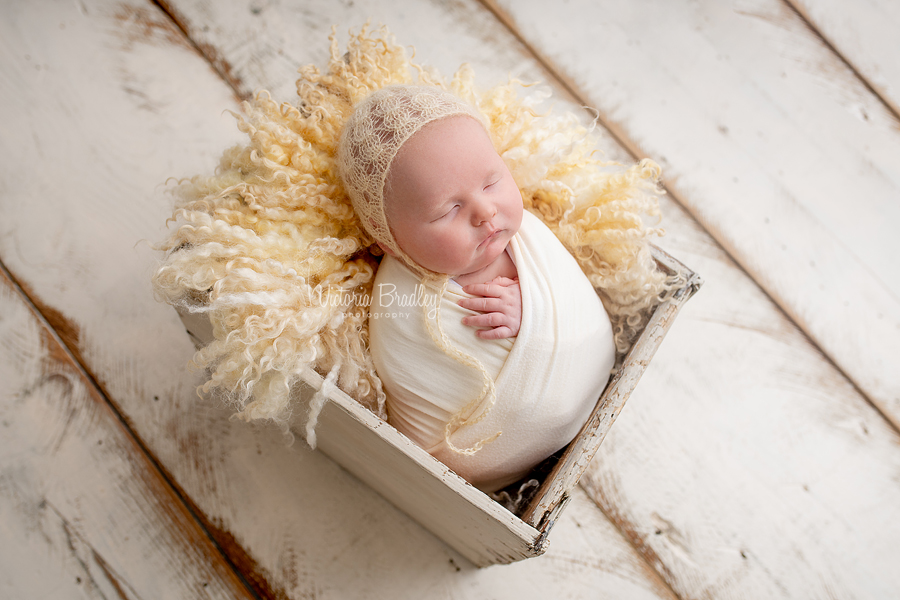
[{"left": 477, "top": 228, "right": 501, "bottom": 249}]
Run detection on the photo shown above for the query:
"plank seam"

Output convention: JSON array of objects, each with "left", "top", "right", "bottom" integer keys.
[
  {"left": 475, "top": 0, "right": 900, "bottom": 440},
  {"left": 0, "top": 256, "right": 266, "bottom": 600},
  {"left": 150, "top": 0, "right": 248, "bottom": 102},
  {"left": 781, "top": 0, "right": 900, "bottom": 122},
  {"left": 475, "top": 0, "right": 637, "bottom": 154},
  {"left": 49, "top": 499, "right": 139, "bottom": 599}
]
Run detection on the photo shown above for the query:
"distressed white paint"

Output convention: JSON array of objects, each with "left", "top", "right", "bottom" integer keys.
[
  {"left": 0, "top": 0, "right": 678, "bottom": 598},
  {"left": 4, "top": 0, "right": 900, "bottom": 597},
  {"left": 162, "top": 0, "right": 554, "bottom": 101},
  {"left": 787, "top": 0, "right": 900, "bottom": 115},
  {"left": 492, "top": 0, "right": 900, "bottom": 429},
  {"left": 0, "top": 272, "right": 254, "bottom": 599},
  {"left": 307, "top": 385, "right": 545, "bottom": 567}
]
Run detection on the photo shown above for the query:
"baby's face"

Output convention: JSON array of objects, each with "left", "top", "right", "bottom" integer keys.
[{"left": 384, "top": 116, "right": 523, "bottom": 279}]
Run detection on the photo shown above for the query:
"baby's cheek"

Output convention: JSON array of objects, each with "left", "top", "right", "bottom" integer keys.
[{"left": 441, "top": 235, "right": 472, "bottom": 266}]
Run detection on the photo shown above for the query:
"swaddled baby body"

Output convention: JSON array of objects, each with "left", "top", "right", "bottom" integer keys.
[
  {"left": 339, "top": 85, "right": 615, "bottom": 492},
  {"left": 370, "top": 209, "right": 615, "bottom": 491}
]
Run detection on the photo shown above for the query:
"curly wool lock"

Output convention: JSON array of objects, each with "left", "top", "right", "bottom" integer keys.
[{"left": 152, "top": 24, "right": 670, "bottom": 428}]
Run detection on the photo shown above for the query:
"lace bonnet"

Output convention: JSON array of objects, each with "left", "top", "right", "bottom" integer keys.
[{"left": 338, "top": 85, "right": 486, "bottom": 276}]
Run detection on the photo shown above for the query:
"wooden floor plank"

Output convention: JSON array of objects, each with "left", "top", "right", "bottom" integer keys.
[
  {"left": 488, "top": 0, "right": 900, "bottom": 431},
  {"left": 0, "top": 269, "right": 254, "bottom": 599},
  {"left": 786, "top": 0, "right": 900, "bottom": 116},
  {"left": 0, "top": 0, "right": 678, "bottom": 597}
]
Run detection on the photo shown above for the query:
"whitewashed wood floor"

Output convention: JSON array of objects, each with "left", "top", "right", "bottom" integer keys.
[{"left": 2, "top": 0, "right": 898, "bottom": 598}]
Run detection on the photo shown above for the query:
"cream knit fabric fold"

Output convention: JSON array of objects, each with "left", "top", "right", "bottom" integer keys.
[{"left": 337, "top": 84, "right": 485, "bottom": 277}]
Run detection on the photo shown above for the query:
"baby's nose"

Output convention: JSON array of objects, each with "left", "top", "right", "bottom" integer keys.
[{"left": 472, "top": 202, "right": 497, "bottom": 225}]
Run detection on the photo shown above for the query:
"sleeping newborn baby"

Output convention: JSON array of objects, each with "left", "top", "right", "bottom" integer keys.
[{"left": 338, "top": 85, "right": 615, "bottom": 492}]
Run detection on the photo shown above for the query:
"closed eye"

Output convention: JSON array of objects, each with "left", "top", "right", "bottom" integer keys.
[
  {"left": 483, "top": 169, "right": 502, "bottom": 191},
  {"left": 432, "top": 204, "right": 459, "bottom": 222}
]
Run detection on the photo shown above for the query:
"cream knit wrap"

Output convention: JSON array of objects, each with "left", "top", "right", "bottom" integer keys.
[{"left": 337, "top": 85, "right": 485, "bottom": 276}]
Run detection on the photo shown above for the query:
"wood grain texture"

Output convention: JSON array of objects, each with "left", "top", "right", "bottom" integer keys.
[
  {"left": 0, "top": 0, "right": 677, "bottom": 597},
  {"left": 5, "top": 0, "right": 899, "bottom": 597},
  {"left": 786, "top": 0, "right": 900, "bottom": 116},
  {"left": 0, "top": 268, "right": 254, "bottom": 599},
  {"left": 158, "top": 0, "right": 560, "bottom": 102},
  {"left": 581, "top": 192, "right": 900, "bottom": 598},
  {"left": 488, "top": 0, "right": 900, "bottom": 431},
  {"left": 154, "top": 0, "right": 900, "bottom": 597}
]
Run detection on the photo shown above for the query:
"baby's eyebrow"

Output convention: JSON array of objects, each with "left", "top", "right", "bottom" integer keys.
[{"left": 486, "top": 163, "right": 504, "bottom": 178}]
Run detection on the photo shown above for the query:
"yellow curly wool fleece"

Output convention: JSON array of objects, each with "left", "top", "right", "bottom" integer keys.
[{"left": 152, "top": 24, "right": 670, "bottom": 426}]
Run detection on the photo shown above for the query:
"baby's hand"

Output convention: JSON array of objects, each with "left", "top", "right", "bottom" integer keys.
[{"left": 458, "top": 277, "right": 522, "bottom": 339}]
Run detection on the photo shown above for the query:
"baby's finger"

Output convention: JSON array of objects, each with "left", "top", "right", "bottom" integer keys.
[
  {"left": 460, "top": 282, "right": 503, "bottom": 298},
  {"left": 458, "top": 296, "right": 509, "bottom": 314},
  {"left": 476, "top": 326, "right": 515, "bottom": 340},
  {"left": 488, "top": 276, "right": 517, "bottom": 287},
  {"left": 461, "top": 312, "right": 505, "bottom": 328}
]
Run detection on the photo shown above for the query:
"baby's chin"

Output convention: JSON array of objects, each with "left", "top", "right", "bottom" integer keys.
[{"left": 453, "top": 242, "right": 512, "bottom": 280}]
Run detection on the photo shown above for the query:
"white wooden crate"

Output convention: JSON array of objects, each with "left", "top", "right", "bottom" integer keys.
[{"left": 176, "top": 246, "right": 701, "bottom": 567}]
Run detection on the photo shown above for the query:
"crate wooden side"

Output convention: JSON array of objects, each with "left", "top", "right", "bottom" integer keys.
[
  {"left": 301, "top": 381, "right": 545, "bottom": 567},
  {"left": 175, "top": 307, "right": 544, "bottom": 567}
]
